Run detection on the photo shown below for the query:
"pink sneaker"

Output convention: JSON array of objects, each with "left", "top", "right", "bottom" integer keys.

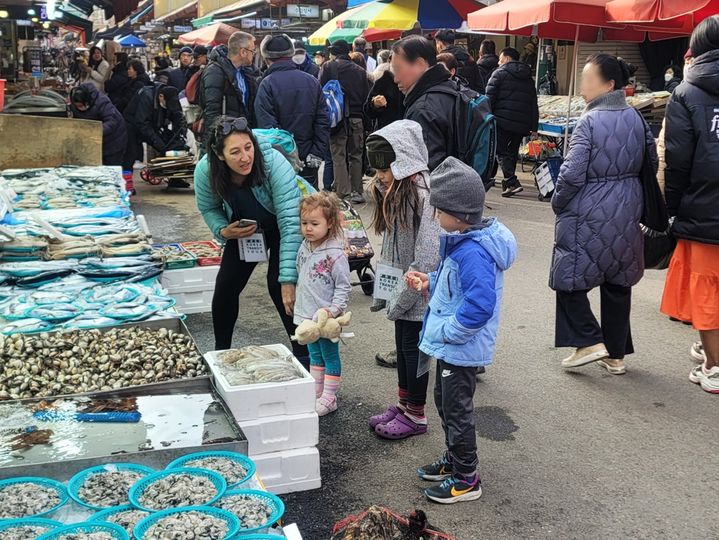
[
  {"left": 368, "top": 405, "right": 401, "bottom": 430},
  {"left": 316, "top": 395, "right": 337, "bottom": 416}
]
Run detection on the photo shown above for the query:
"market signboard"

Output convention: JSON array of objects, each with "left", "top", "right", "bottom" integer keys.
[{"left": 287, "top": 4, "right": 320, "bottom": 18}]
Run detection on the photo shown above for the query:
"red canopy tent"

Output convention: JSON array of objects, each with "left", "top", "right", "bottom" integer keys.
[
  {"left": 606, "top": 0, "right": 718, "bottom": 32},
  {"left": 467, "top": 0, "right": 684, "bottom": 149},
  {"left": 178, "top": 23, "right": 241, "bottom": 46}
]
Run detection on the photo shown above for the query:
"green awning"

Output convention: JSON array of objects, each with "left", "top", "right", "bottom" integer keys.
[{"left": 192, "top": 14, "right": 214, "bottom": 27}]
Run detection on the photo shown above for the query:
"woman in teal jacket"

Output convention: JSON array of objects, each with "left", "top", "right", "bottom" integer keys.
[{"left": 195, "top": 116, "right": 313, "bottom": 365}]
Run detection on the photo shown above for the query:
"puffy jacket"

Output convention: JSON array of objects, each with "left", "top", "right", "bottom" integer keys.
[
  {"left": 70, "top": 83, "right": 127, "bottom": 159},
  {"left": 364, "top": 69, "right": 405, "bottom": 129},
  {"left": 79, "top": 59, "right": 109, "bottom": 93},
  {"left": 254, "top": 59, "right": 330, "bottom": 161},
  {"left": 369, "top": 120, "right": 442, "bottom": 322},
  {"left": 419, "top": 219, "right": 517, "bottom": 368},
  {"left": 194, "top": 138, "right": 316, "bottom": 284},
  {"left": 665, "top": 76, "right": 681, "bottom": 93},
  {"left": 108, "top": 71, "right": 152, "bottom": 113},
  {"left": 550, "top": 90, "right": 657, "bottom": 292},
  {"left": 486, "top": 60, "right": 539, "bottom": 134},
  {"left": 166, "top": 66, "right": 190, "bottom": 91},
  {"left": 200, "top": 47, "right": 258, "bottom": 134},
  {"left": 403, "top": 64, "right": 457, "bottom": 171},
  {"left": 105, "top": 63, "right": 129, "bottom": 107},
  {"left": 664, "top": 49, "right": 719, "bottom": 245},
  {"left": 124, "top": 83, "right": 186, "bottom": 152},
  {"left": 294, "top": 53, "right": 320, "bottom": 78},
  {"left": 319, "top": 56, "right": 370, "bottom": 118},
  {"left": 477, "top": 54, "right": 499, "bottom": 94},
  {"left": 444, "top": 45, "right": 483, "bottom": 93}
]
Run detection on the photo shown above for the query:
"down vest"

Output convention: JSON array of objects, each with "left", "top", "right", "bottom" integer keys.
[
  {"left": 664, "top": 49, "right": 719, "bottom": 245},
  {"left": 194, "top": 138, "right": 314, "bottom": 284},
  {"left": 550, "top": 90, "right": 657, "bottom": 292}
]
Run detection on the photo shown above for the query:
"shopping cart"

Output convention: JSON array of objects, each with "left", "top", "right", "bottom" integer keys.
[
  {"left": 341, "top": 201, "right": 375, "bottom": 296},
  {"left": 140, "top": 155, "right": 195, "bottom": 188}
]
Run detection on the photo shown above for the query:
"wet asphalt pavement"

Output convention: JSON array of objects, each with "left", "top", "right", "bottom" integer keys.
[{"left": 132, "top": 176, "right": 718, "bottom": 540}]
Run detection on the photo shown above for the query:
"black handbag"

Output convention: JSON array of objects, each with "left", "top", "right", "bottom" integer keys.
[
  {"left": 642, "top": 224, "right": 676, "bottom": 270},
  {"left": 634, "top": 110, "right": 669, "bottom": 231}
]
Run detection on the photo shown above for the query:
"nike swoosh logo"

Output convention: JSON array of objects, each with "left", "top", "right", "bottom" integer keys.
[
  {"left": 451, "top": 485, "right": 474, "bottom": 497},
  {"left": 441, "top": 370, "right": 452, "bottom": 378}
]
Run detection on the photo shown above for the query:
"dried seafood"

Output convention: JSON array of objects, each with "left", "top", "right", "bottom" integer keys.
[
  {"left": 8, "top": 428, "right": 53, "bottom": 451},
  {"left": 138, "top": 474, "right": 218, "bottom": 510},
  {"left": 0, "top": 483, "right": 61, "bottom": 519}
]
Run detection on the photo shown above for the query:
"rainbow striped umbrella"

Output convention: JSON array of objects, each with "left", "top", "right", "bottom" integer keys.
[{"left": 309, "top": 0, "right": 484, "bottom": 46}]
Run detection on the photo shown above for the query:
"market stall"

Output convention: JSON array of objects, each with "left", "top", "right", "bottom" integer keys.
[{"left": 0, "top": 164, "right": 314, "bottom": 539}]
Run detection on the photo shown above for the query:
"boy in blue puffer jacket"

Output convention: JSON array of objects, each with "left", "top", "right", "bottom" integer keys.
[{"left": 406, "top": 157, "right": 517, "bottom": 504}]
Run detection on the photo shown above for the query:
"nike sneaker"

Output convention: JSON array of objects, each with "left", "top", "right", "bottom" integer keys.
[{"left": 424, "top": 474, "right": 482, "bottom": 504}]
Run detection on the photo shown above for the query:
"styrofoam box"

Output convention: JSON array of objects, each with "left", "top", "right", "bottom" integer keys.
[
  {"left": 173, "top": 289, "right": 214, "bottom": 315},
  {"left": 204, "top": 344, "right": 315, "bottom": 421},
  {"left": 240, "top": 411, "right": 319, "bottom": 455},
  {"left": 161, "top": 265, "right": 219, "bottom": 293},
  {"left": 251, "top": 447, "right": 321, "bottom": 495}
]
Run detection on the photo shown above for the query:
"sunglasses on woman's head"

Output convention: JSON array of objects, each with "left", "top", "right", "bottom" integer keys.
[{"left": 218, "top": 117, "right": 249, "bottom": 135}]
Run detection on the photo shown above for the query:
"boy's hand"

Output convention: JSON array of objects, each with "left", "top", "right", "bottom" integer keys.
[{"left": 405, "top": 271, "right": 429, "bottom": 292}]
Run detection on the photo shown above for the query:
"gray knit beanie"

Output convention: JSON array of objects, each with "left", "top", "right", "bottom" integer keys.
[
  {"left": 429, "top": 157, "right": 485, "bottom": 225},
  {"left": 260, "top": 34, "right": 295, "bottom": 60}
]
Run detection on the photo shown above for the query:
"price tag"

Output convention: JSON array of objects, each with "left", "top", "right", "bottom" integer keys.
[
  {"left": 241, "top": 232, "right": 268, "bottom": 262},
  {"left": 373, "top": 263, "right": 404, "bottom": 301}
]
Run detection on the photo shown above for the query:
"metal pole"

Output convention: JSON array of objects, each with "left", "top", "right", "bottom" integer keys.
[
  {"left": 564, "top": 25, "right": 580, "bottom": 154},
  {"left": 535, "top": 37, "right": 542, "bottom": 89}
]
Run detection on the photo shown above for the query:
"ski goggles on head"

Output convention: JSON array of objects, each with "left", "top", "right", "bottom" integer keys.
[{"left": 217, "top": 117, "right": 249, "bottom": 135}]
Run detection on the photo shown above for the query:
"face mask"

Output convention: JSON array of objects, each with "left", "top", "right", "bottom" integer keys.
[
  {"left": 664, "top": 73, "right": 673, "bottom": 82},
  {"left": 683, "top": 64, "right": 691, "bottom": 79},
  {"left": 292, "top": 54, "right": 305, "bottom": 65}
]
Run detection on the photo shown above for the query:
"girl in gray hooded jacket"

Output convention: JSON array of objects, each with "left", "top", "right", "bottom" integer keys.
[{"left": 366, "top": 119, "right": 442, "bottom": 440}]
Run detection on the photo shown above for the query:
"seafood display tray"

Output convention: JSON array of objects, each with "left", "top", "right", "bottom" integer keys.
[
  {"left": 0, "top": 376, "right": 247, "bottom": 481},
  {"left": 180, "top": 241, "right": 222, "bottom": 266},
  {"left": 204, "top": 345, "right": 315, "bottom": 422},
  {"left": 152, "top": 243, "right": 196, "bottom": 270}
]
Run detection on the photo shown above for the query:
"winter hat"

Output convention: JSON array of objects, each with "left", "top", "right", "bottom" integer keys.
[
  {"left": 193, "top": 45, "right": 208, "bottom": 57},
  {"left": 365, "top": 135, "right": 396, "bottom": 170},
  {"left": 330, "top": 39, "right": 351, "bottom": 56},
  {"left": 179, "top": 46, "right": 193, "bottom": 55},
  {"left": 429, "top": 157, "right": 485, "bottom": 225},
  {"left": 260, "top": 34, "right": 295, "bottom": 59}
]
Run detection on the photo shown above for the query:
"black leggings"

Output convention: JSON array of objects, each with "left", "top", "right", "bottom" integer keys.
[
  {"left": 212, "top": 230, "right": 308, "bottom": 363},
  {"left": 395, "top": 319, "right": 429, "bottom": 406}
]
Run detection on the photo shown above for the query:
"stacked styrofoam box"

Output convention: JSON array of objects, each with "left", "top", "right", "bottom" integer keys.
[
  {"left": 204, "top": 344, "right": 321, "bottom": 495},
  {"left": 161, "top": 266, "right": 219, "bottom": 314}
]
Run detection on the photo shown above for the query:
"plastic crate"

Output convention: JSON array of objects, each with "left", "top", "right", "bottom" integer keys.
[
  {"left": 160, "top": 266, "right": 220, "bottom": 292},
  {"left": 204, "top": 345, "right": 315, "bottom": 421},
  {"left": 128, "top": 468, "right": 227, "bottom": 512},
  {"left": 172, "top": 289, "right": 214, "bottom": 315},
  {"left": 181, "top": 241, "right": 223, "bottom": 266},
  {"left": 0, "top": 477, "right": 68, "bottom": 518},
  {"left": 166, "top": 451, "right": 255, "bottom": 488},
  {"left": 133, "top": 506, "right": 240, "bottom": 540},
  {"left": 67, "top": 463, "right": 155, "bottom": 510},
  {"left": 239, "top": 411, "right": 319, "bottom": 455},
  {"left": 250, "top": 447, "right": 321, "bottom": 495},
  {"left": 151, "top": 243, "right": 196, "bottom": 270}
]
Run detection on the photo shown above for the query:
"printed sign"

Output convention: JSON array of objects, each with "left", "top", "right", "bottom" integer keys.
[
  {"left": 240, "top": 233, "right": 268, "bottom": 263},
  {"left": 287, "top": 4, "right": 320, "bottom": 18},
  {"left": 373, "top": 263, "right": 403, "bottom": 301}
]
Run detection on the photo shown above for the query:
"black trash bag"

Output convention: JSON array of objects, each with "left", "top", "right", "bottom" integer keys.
[
  {"left": 642, "top": 225, "right": 676, "bottom": 270},
  {"left": 331, "top": 506, "right": 453, "bottom": 540}
]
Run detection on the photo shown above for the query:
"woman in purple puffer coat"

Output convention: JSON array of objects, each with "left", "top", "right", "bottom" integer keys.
[{"left": 550, "top": 53, "right": 657, "bottom": 376}]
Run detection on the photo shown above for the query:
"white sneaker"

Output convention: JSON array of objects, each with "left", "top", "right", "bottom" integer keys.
[
  {"left": 597, "top": 358, "right": 626, "bottom": 375},
  {"left": 316, "top": 395, "right": 338, "bottom": 416},
  {"left": 561, "top": 344, "right": 609, "bottom": 368},
  {"left": 689, "top": 364, "right": 719, "bottom": 394},
  {"left": 690, "top": 342, "right": 707, "bottom": 363}
]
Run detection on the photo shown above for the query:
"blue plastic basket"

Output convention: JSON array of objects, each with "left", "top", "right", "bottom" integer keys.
[
  {"left": 36, "top": 522, "right": 129, "bottom": 540},
  {"left": 68, "top": 463, "right": 155, "bottom": 510},
  {"left": 166, "top": 451, "right": 256, "bottom": 488},
  {"left": 0, "top": 518, "right": 63, "bottom": 538},
  {"left": 132, "top": 506, "right": 240, "bottom": 540},
  {"left": 128, "top": 468, "right": 227, "bottom": 512},
  {"left": 237, "top": 536, "right": 284, "bottom": 539},
  {"left": 90, "top": 505, "right": 152, "bottom": 536},
  {"left": 0, "top": 477, "right": 68, "bottom": 519},
  {"left": 214, "top": 489, "right": 284, "bottom": 534}
]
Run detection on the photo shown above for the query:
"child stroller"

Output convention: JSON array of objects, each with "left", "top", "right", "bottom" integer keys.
[{"left": 341, "top": 200, "right": 375, "bottom": 296}]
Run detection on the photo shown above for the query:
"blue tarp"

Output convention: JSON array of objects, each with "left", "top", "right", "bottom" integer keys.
[{"left": 115, "top": 34, "right": 146, "bottom": 48}]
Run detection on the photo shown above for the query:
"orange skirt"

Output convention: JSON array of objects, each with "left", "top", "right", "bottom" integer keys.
[{"left": 661, "top": 239, "right": 719, "bottom": 330}]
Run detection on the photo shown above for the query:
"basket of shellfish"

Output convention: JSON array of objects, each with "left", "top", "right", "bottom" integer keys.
[
  {"left": 90, "top": 506, "right": 152, "bottom": 537},
  {"left": 213, "top": 489, "right": 284, "bottom": 535},
  {"left": 180, "top": 241, "right": 222, "bottom": 266},
  {"left": 35, "top": 522, "right": 129, "bottom": 540},
  {"left": 68, "top": 464, "right": 155, "bottom": 510},
  {"left": 132, "top": 506, "right": 240, "bottom": 540},
  {"left": 0, "top": 518, "right": 63, "bottom": 540},
  {"left": 0, "top": 477, "right": 68, "bottom": 519},
  {"left": 128, "top": 468, "right": 226, "bottom": 512},
  {"left": 166, "top": 451, "right": 255, "bottom": 488}
]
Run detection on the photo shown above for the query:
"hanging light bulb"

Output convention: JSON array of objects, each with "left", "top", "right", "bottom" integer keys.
[
  {"left": 28, "top": 8, "right": 36, "bottom": 15},
  {"left": 0, "top": 10, "right": 9, "bottom": 18},
  {"left": 31, "top": 16, "right": 39, "bottom": 22}
]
